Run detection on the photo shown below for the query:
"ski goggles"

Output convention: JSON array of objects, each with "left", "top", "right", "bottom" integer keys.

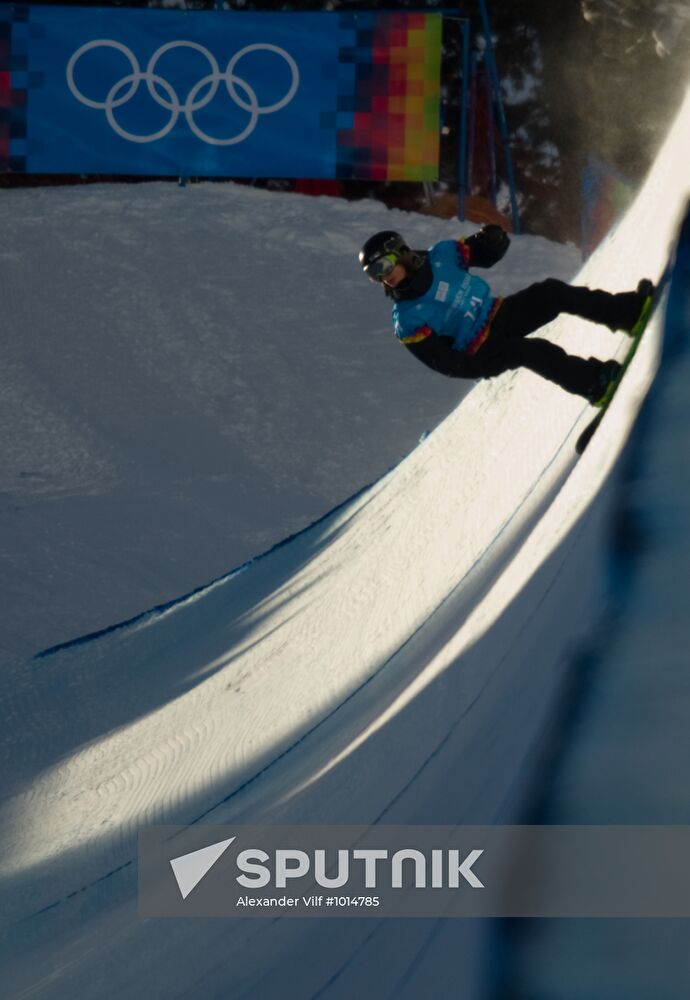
[{"left": 363, "top": 253, "right": 399, "bottom": 282}]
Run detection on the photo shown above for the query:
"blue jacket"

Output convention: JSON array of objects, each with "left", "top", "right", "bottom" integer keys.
[{"left": 392, "top": 239, "right": 498, "bottom": 354}]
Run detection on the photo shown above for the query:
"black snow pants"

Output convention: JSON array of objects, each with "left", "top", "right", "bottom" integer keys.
[{"left": 469, "top": 278, "right": 641, "bottom": 398}]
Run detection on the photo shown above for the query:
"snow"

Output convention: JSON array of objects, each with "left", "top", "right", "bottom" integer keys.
[
  {"left": 1, "top": 84, "right": 689, "bottom": 999},
  {"left": 0, "top": 183, "right": 580, "bottom": 661},
  {"left": 500, "top": 155, "right": 690, "bottom": 999}
]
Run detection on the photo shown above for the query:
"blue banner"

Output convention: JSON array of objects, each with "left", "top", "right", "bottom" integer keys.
[{"left": 0, "top": 5, "right": 442, "bottom": 179}]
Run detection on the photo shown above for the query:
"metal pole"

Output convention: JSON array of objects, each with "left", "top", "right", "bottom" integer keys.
[
  {"left": 458, "top": 18, "right": 470, "bottom": 221},
  {"left": 486, "top": 70, "right": 497, "bottom": 205},
  {"left": 476, "top": 0, "right": 520, "bottom": 232},
  {"left": 467, "top": 49, "right": 477, "bottom": 204}
]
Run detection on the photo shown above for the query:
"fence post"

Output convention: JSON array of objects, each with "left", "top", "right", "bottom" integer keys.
[
  {"left": 476, "top": 0, "right": 520, "bottom": 233},
  {"left": 457, "top": 17, "right": 470, "bottom": 221}
]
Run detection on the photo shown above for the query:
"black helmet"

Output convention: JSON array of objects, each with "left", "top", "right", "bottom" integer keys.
[{"left": 359, "top": 230, "right": 409, "bottom": 282}]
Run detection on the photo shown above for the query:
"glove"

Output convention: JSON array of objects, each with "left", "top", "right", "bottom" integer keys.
[{"left": 464, "top": 224, "right": 510, "bottom": 268}]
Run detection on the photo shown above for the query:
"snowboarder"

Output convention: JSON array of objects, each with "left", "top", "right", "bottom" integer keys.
[{"left": 359, "top": 226, "right": 653, "bottom": 405}]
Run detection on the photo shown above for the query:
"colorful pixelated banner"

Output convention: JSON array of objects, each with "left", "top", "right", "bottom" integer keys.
[{"left": 0, "top": 4, "right": 441, "bottom": 180}]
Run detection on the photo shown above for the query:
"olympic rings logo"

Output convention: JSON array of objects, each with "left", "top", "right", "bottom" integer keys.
[{"left": 66, "top": 39, "right": 299, "bottom": 145}]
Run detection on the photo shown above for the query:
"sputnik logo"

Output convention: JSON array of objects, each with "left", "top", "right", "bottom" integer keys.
[
  {"left": 168, "top": 835, "right": 485, "bottom": 899},
  {"left": 170, "top": 836, "right": 235, "bottom": 900}
]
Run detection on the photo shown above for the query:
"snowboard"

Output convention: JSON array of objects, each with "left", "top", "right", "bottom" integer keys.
[{"left": 575, "top": 282, "right": 664, "bottom": 455}]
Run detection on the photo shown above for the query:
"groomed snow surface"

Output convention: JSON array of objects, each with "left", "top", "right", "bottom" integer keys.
[
  {"left": 1, "top": 87, "right": 689, "bottom": 1000},
  {"left": 0, "top": 179, "right": 582, "bottom": 662}
]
